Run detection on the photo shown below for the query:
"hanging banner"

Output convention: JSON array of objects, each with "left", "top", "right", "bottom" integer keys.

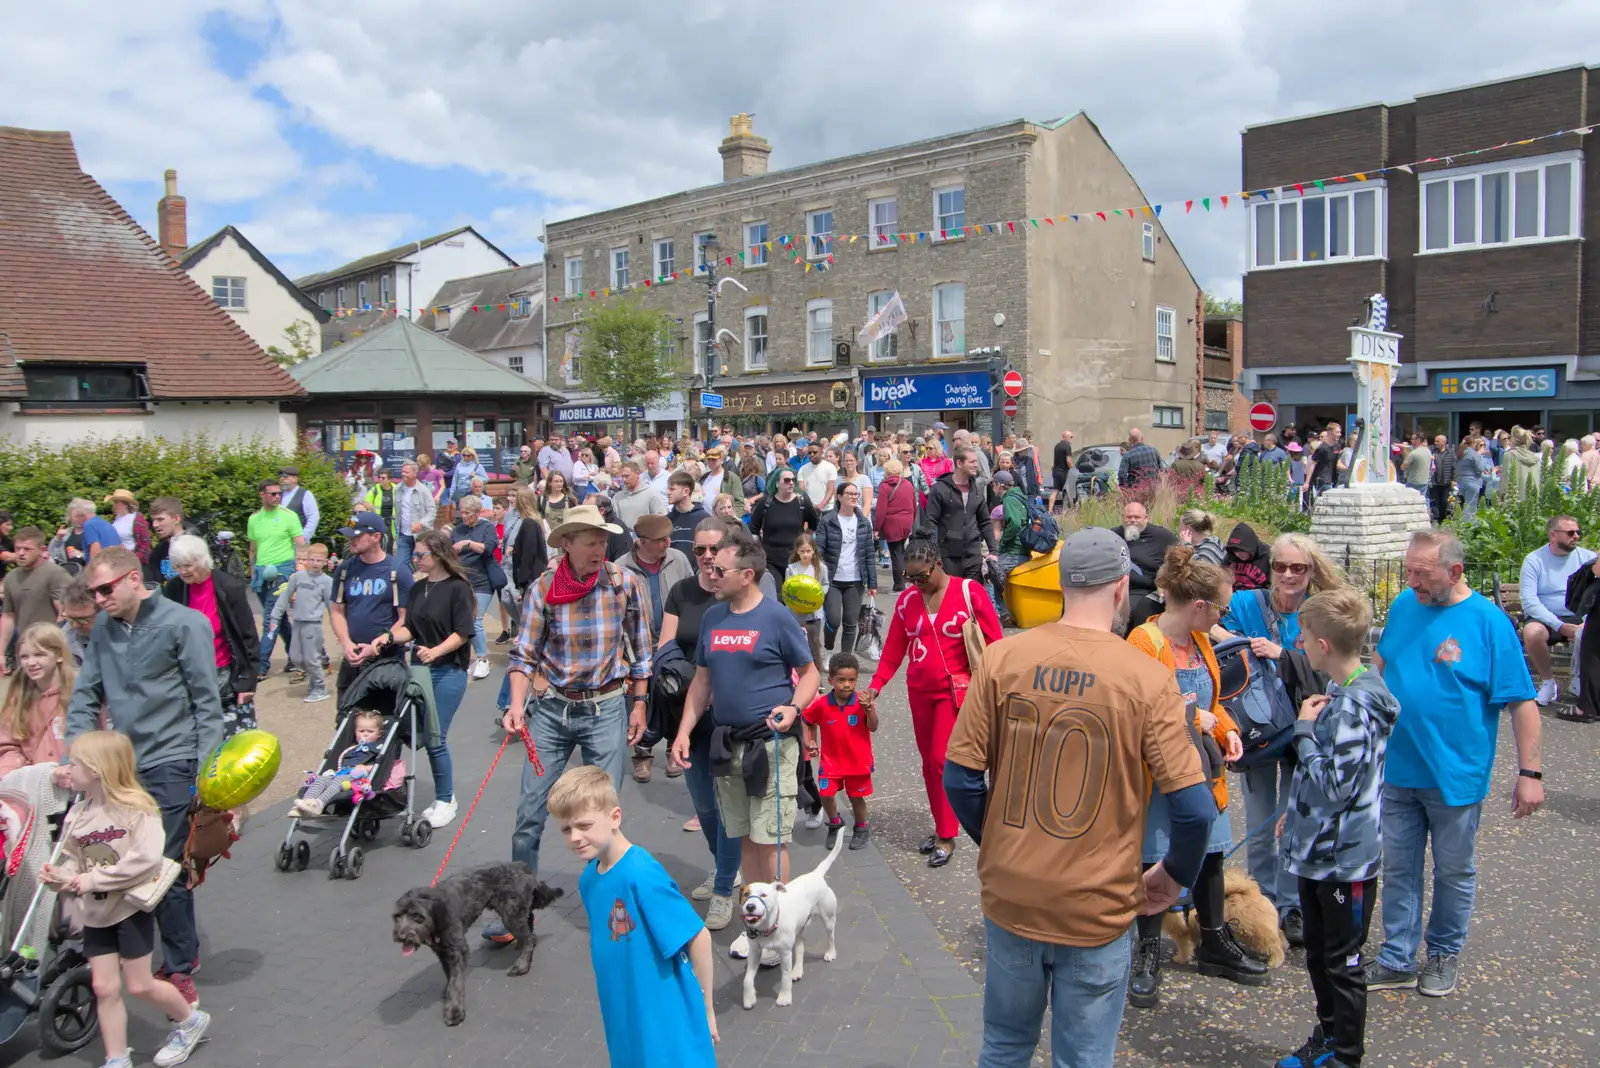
[{"left": 858, "top": 292, "right": 908, "bottom": 346}]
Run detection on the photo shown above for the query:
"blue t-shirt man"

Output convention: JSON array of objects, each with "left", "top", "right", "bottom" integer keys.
[
  {"left": 695, "top": 594, "right": 812, "bottom": 728},
  {"left": 580, "top": 845, "right": 715, "bottom": 1068},
  {"left": 80, "top": 515, "right": 121, "bottom": 557},
  {"left": 1221, "top": 587, "right": 1303, "bottom": 653},
  {"left": 1377, "top": 589, "right": 1535, "bottom": 807},
  {"left": 333, "top": 552, "right": 415, "bottom": 645}
]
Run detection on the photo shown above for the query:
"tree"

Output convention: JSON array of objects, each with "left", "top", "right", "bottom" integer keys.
[
  {"left": 265, "top": 319, "right": 317, "bottom": 367},
  {"left": 577, "top": 301, "right": 680, "bottom": 443},
  {"left": 1204, "top": 292, "right": 1243, "bottom": 319}
]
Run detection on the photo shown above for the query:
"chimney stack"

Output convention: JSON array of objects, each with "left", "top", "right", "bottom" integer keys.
[
  {"left": 718, "top": 114, "right": 772, "bottom": 182},
  {"left": 156, "top": 169, "right": 187, "bottom": 262}
]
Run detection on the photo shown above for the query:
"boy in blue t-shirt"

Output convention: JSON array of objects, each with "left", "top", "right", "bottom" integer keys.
[{"left": 549, "top": 766, "right": 717, "bottom": 1068}]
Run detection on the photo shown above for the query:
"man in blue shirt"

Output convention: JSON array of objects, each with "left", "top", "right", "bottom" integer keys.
[
  {"left": 328, "top": 513, "right": 414, "bottom": 695},
  {"left": 66, "top": 498, "right": 121, "bottom": 567},
  {"left": 1366, "top": 529, "right": 1543, "bottom": 999},
  {"left": 1517, "top": 514, "right": 1595, "bottom": 706}
]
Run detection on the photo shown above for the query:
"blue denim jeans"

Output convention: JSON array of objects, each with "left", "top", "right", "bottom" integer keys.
[
  {"left": 142, "top": 760, "right": 200, "bottom": 976},
  {"left": 395, "top": 533, "right": 416, "bottom": 572},
  {"left": 1378, "top": 784, "right": 1483, "bottom": 970},
  {"left": 683, "top": 728, "right": 741, "bottom": 897},
  {"left": 497, "top": 669, "right": 512, "bottom": 712},
  {"left": 254, "top": 564, "right": 292, "bottom": 674},
  {"left": 1241, "top": 758, "right": 1296, "bottom": 916},
  {"left": 425, "top": 663, "right": 467, "bottom": 802},
  {"left": 980, "top": 917, "right": 1132, "bottom": 1068},
  {"left": 470, "top": 589, "right": 492, "bottom": 657},
  {"left": 510, "top": 691, "right": 629, "bottom": 877}
]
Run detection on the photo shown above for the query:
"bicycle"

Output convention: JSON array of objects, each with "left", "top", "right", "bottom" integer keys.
[{"left": 193, "top": 513, "right": 248, "bottom": 582}]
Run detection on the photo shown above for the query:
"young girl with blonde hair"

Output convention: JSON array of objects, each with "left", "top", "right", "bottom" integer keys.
[{"left": 0, "top": 623, "right": 74, "bottom": 777}]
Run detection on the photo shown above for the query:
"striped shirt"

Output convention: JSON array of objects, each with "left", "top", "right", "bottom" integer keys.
[{"left": 509, "top": 563, "right": 653, "bottom": 690}]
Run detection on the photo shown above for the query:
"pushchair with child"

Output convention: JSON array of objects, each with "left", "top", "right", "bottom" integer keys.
[{"left": 274, "top": 658, "right": 433, "bottom": 881}]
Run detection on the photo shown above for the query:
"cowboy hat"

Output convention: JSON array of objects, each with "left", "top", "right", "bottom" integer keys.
[{"left": 546, "top": 503, "right": 622, "bottom": 546}]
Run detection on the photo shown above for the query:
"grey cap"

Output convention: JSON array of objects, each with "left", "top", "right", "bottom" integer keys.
[
  {"left": 1058, "top": 528, "right": 1132, "bottom": 588},
  {"left": 992, "top": 470, "right": 1015, "bottom": 487}
]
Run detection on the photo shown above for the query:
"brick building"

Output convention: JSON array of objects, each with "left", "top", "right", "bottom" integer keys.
[
  {"left": 542, "top": 114, "right": 1200, "bottom": 448},
  {"left": 1242, "top": 65, "right": 1600, "bottom": 444}
]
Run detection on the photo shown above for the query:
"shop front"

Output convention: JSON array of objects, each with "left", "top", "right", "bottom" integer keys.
[
  {"left": 691, "top": 375, "right": 857, "bottom": 437},
  {"left": 553, "top": 392, "right": 684, "bottom": 442},
  {"left": 861, "top": 365, "right": 993, "bottom": 435}
]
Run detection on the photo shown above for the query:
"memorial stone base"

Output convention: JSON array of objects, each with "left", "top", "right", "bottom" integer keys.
[{"left": 1310, "top": 483, "right": 1434, "bottom": 562}]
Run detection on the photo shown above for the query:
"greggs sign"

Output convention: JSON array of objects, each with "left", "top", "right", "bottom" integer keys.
[{"left": 1433, "top": 368, "right": 1558, "bottom": 400}]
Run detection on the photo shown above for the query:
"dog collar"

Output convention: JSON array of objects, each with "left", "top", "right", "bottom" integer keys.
[{"left": 747, "top": 902, "right": 781, "bottom": 938}]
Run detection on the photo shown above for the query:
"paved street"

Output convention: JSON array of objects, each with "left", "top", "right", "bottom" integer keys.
[{"left": 2, "top": 589, "right": 1596, "bottom": 1068}]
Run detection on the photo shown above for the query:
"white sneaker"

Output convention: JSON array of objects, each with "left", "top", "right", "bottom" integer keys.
[
  {"left": 1536, "top": 678, "right": 1559, "bottom": 706},
  {"left": 691, "top": 872, "right": 716, "bottom": 901},
  {"left": 303, "top": 690, "right": 330, "bottom": 703},
  {"left": 804, "top": 809, "right": 825, "bottom": 829},
  {"left": 422, "top": 798, "right": 458, "bottom": 828},
  {"left": 471, "top": 658, "right": 490, "bottom": 680},
  {"left": 705, "top": 894, "right": 734, "bottom": 930},
  {"left": 152, "top": 1009, "right": 210, "bottom": 1067}
]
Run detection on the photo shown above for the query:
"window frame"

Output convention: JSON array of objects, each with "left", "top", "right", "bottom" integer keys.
[
  {"left": 508, "top": 354, "right": 524, "bottom": 375},
  {"left": 358, "top": 280, "right": 368, "bottom": 307},
  {"left": 654, "top": 238, "right": 675, "bottom": 279},
  {"left": 744, "top": 306, "right": 769, "bottom": 371},
  {"left": 1248, "top": 180, "right": 1388, "bottom": 271},
  {"left": 1156, "top": 306, "right": 1176, "bottom": 364},
  {"left": 1141, "top": 222, "right": 1155, "bottom": 261},
  {"left": 866, "top": 291, "right": 899, "bottom": 363},
  {"left": 1204, "top": 409, "right": 1231, "bottom": 432},
  {"left": 1153, "top": 405, "right": 1185, "bottom": 429},
  {"left": 211, "top": 276, "right": 246, "bottom": 310},
  {"left": 692, "top": 311, "right": 712, "bottom": 376},
  {"left": 1417, "top": 151, "right": 1582, "bottom": 255},
  {"left": 806, "top": 210, "right": 833, "bottom": 260},
  {"left": 336, "top": 285, "right": 347, "bottom": 310},
  {"left": 564, "top": 256, "right": 583, "bottom": 297},
  {"left": 509, "top": 294, "right": 532, "bottom": 321},
  {"left": 380, "top": 274, "right": 391, "bottom": 305},
  {"left": 806, "top": 299, "right": 834, "bottom": 367},
  {"left": 563, "top": 330, "right": 582, "bottom": 384},
  {"left": 744, "top": 221, "right": 768, "bottom": 268},
  {"left": 868, "top": 196, "right": 898, "bottom": 248},
  {"left": 610, "top": 246, "right": 630, "bottom": 289},
  {"left": 932, "top": 282, "right": 966, "bottom": 359},
  {"left": 21, "top": 364, "right": 149, "bottom": 409},
  {"left": 933, "top": 184, "right": 966, "bottom": 240}
]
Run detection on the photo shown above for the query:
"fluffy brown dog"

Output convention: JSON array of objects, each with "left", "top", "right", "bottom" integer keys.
[{"left": 1163, "top": 869, "right": 1286, "bottom": 969}]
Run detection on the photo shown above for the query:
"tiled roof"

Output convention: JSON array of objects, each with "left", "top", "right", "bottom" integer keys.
[
  {"left": 0, "top": 127, "right": 304, "bottom": 400},
  {"left": 417, "top": 265, "right": 544, "bottom": 353},
  {"left": 291, "top": 226, "right": 518, "bottom": 290},
  {"left": 291, "top": 315, "right": 561, "bottom": 397}
]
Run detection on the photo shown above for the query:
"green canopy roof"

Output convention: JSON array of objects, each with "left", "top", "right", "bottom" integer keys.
[{"left": 290, "top": 315, "right": 560, "bottom": 396}]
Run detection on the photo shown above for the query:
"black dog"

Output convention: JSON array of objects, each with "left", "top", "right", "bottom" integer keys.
[{"left": 392, "top": 861, "right": 564, "bottom": 1025}]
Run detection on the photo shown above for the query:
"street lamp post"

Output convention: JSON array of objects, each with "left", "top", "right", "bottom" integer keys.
[{"left": 699, "top": 234, "right": 720, "bottom": 440}]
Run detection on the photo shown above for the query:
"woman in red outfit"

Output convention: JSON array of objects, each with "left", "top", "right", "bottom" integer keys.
[{"left": 866, "top": 540, "right": 1002, "bottom": 867}]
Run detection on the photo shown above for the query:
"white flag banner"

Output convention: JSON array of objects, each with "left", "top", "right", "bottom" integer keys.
[{"left": 858, "top": 292, "right": 907, "bottom": 346}]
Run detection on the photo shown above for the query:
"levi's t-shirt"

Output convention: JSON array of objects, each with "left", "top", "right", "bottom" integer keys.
[{"left": 695, "top": 595, "right": 812, "bottom": 728}]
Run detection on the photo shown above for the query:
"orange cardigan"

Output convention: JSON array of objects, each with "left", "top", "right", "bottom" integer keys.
[{"left": 1128, "top": 620, "right": 1238, "bottom": 811}]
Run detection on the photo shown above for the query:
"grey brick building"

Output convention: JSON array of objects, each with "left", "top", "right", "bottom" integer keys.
[
  {"left": 1243, "top": 65, "right": 1600, "bottom": 444},
  {"left": 542, "top": 114, "right": 1200, "bottom": 449}
]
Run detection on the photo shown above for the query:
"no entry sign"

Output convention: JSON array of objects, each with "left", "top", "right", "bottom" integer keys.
[
  {"left": 1002, "top": 396, "right": 1018, "bottom": 417},
  {"left": 1249, "top": 401, "right": 1278, "bottom": 433},
  {"left": 1002, "top": 370, "right": 1024, "bottom": 398}
]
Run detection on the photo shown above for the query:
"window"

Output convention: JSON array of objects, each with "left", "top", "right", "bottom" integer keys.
[
  {"left": 319, "top": 290, "right": 330, "bottom": 310},
  {"left": 692, "top": 312, "right": 712, "bottom": 376},
  {"left": 358, "top": 280, "right": 368, "bottom": 307},
  {"left": 1156, "top": 306, "right": 1176, "bottom": 363},
  {"left": 1205, "top": 409, "right": 1231, "bottom": 432},
  {"left": 1249, "top": 181, "right": 1386, "bottom": 269},
  {"left": 564, "top": 256, "right": 582, "bottom": 296},
  {"left": 336, "top": 285, "right": 347, "bottom": 309},
  {"left": 1153, "top": 406, "right": 1184, "bottom": 429},
  {"left": 1420, "top": 153, "right": 1580, "bottom": 253},
  {"left": 869, "top": 197, "right": 898, "bottom": 246},
  {"left": 744, "top": 307, "right": 768, "bottom": 370},
  {"left": 434, "top": 305, "right": 451, "bottom": 331},
  {"left": 933, "top": 283, "right": 965, "bottom": 358},
  {"left": 654, "top": 238, "right": 675, "bottom": 278},
  {"left": 22, "top": 365, "right": 147, "bottom": 407},
  {"left": 661, "top": 325, "right": 677, "bottom": 368},
  {"left": 934, "top": 185, "right": 965, "bottom": 238},
  {"left": 867, "top": 292, "right": 898, "bottom": 362},
  {"left": 380, "top": 274, "right": 390, "bottom": 306},
  {"left": 563, "top": 331, "right": 581, "bottom": 383},
  {"left": 1141, "top": 223, "right": 1155, "bottom": 261},
  {"left": 806, "top": 299, "right": 833, "bottom": 366},
  {"left": 509, "top": 295, "right": 532, "bottom": 320},
  {"left": 745, "top": 221, "right": 768, "bottom": 267},
  {"left": 211, "top": 276, "right": 246, "bottom": 309},
  {"left": 807, "top": 210, "right": 833, "bottom": 259},
  {"left": 611, "top": 247, "right": 629, "bottom": 289},
  {"left": 694, "top": 232, "right": 714, "bottom": 274},
  {"left": 508, "top": 354, "right": 524, "bottom": 375}
]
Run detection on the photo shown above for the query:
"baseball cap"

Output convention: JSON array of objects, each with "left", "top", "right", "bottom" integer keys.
[
  {"left": 339, "top": 512, "right": 387, "bottom": 537},
  {"left": 1058, "top": 528, "right": 1132, "bottom": 588},
  {"left": 933, "top": 421, "right": 948, "bottom": 430},
  {"left": 992, "top": 470, "right": 1015, "bottom": 487}
]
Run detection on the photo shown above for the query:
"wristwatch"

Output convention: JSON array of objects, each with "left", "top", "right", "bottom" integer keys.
[{"left": 1518, "top": 768, "right": 1543, "bottom": 780}]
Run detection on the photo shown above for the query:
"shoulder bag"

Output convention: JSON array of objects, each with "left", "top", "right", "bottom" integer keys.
[{"left": 126, "top": 856, "right": 184, "bottom": 911}]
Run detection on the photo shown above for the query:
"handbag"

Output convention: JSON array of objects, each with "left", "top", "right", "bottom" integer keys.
[
  {"left": 125, "top": 856, "right": 183, "bottom": 912},
  {"left": 957, "top": 579, "right": 989, "bottom": 671}
]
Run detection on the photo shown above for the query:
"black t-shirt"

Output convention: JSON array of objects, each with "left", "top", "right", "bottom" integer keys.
[
  {"left": 450, "top": 519, "right": 499, "bottom": 591},
  {"left": 1310, "top": 443, "right": 1337, "bottom": 486},
  {"left": 0, "top": 533, "right": 11, "bottom": 581},
  {"left": 405, "top": 576, "right": 477, "bottom": 671},
  {"left": 754, "top": 495, "right": 814, "bottom": 564},
  {"left": 664, "top": 576, "right": 717, "bottom": 659},
  {"left": 1053, "top": 439, "right": 1073, "bottom": 475}
]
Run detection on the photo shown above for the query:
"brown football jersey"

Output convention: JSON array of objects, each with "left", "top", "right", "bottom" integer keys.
[{"left": 946, "top": 621, "right": 1205, "bottom": 947}]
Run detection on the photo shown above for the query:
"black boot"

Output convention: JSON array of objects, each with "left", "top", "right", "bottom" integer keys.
[
  {"left": 1196, "top": 924, "right": 1269, "bottom": 986},
  {"left": 1128, "top": 935, "right": 1162, "bottom": 1008}
]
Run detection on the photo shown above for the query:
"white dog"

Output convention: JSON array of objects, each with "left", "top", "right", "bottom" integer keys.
[{"left": 740, "top": 826, "right": 845, "bottom": 1009}]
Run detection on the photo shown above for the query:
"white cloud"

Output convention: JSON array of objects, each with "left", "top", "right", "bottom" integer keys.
[{"left": 229, "top": 205, "right": 422, "bottom": 280}]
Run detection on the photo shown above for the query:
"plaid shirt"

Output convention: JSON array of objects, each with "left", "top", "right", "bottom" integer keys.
[
  {"left": 1119, "top": 442, "right": 1162, "bottom": 488},
  {"left": 509, "top": 563, "right": 653, "bottom": 690}
]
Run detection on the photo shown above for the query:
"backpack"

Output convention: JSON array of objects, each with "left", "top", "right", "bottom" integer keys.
[
  {"left": 1020, "top": 494, "right": 1059, "bottom": 554},
  {"left": 1212, "top": 635, "right": 1296, "bottom": 768}
]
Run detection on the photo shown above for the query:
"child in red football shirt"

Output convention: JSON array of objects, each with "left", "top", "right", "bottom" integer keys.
[{"left": 801, "top": 652, "right": 878, "bottom": 851}]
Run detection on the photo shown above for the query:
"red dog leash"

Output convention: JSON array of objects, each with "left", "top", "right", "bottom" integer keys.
[{"left": 430, "top": 727, "right": 543, "bottom": 887}]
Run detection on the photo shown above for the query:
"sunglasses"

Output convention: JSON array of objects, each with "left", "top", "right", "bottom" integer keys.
[
  {"left": 905, "top": 569, "right": 935, "bottom": 585},
  {"left": 778, "top": 477, "right": 795, "bottom": 484},
  {"left": 693, "top": 545, "right": 718, "bottom": 557},
  {"left": 262, "top": 490, "right": 281, "bottom": 497},
  {"left": 1200, "top": 599, "right": 1230, "bottom": 614},
  {"left": 412, "top": 550, "right": 433, "bottom": 560},
  {"left": 1272, "top": 561, "right": 1310, "bottom": 576},
  {"left": 1556, "top": 528, "right": 1582, "bottom": 536},
  {"left": 710, "top": 564, "right": 751, "bottom": 578},
  {"left": 88, "top": 568, "right": 139, "bottom": 599}
]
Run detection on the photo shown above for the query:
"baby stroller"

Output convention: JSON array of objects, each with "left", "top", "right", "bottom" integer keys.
[
  {"left": 0, "top": 769, "right": 99, "bottom": 1055},
  {"left": 274, "top": 658, "right": 432, "bottom": 881}
]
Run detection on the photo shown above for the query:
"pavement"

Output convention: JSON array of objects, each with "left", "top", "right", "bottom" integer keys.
[{"left": 4, "top": 587, "right": 1597, "bottom": 1068}]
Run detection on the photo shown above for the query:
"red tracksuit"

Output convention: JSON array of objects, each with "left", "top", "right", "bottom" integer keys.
[{"left": 869, "top": 578, "right": 1003, "bottom": 839}]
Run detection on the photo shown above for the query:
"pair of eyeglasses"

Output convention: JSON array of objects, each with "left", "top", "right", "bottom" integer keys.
[
  {"left": 710, "top": 564, "right": 750, "bottom": 578},
  {"left": 1272, "top": 561, "right": 1310, "bottom": 576},
  {"left": 692, "top": 545, "right": 718, "bottom": 557},
  {"left": 1557, "top": 527, "right": 1582, "bottom": 537},
  {"left": 1201, "top": 599, "right": 1230, "bottom": 614},
  {"left": 412, "top": 550, "right": 433, "bottom": 560},
  {"left": 905, "top": 569, "right": 934, "bottom": 585},
  {"left": 88, "top": 568, "right": 138, "bottom": 599},
  {"left": 262, "top": 490, "right": 281, "bottom": 498}
]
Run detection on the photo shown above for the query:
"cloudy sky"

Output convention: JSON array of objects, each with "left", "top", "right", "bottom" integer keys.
[{"left": 7, "top": 1, "right": 1598, "bottom": 298}]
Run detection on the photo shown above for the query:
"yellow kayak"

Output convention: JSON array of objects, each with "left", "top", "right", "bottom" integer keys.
[{"left": 1005, "top": 544, "right": 1062, "bottom": 629}]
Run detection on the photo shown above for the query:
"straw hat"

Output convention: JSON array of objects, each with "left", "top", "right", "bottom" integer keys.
[{"left": 546, "top": 503, "right": 622, "bottom": 546}]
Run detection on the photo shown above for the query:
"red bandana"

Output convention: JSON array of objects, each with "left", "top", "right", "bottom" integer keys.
[{"left": 547, "top": 556, "right": 603, "bottom": 606}]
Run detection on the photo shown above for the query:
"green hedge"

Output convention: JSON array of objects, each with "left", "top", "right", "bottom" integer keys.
[{"left": 0, "top": 436, "right": 350, "bottom": 552}]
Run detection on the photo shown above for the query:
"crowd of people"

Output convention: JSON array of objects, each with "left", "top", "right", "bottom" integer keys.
[{"left": 0, "top": 411, "right": 1570, "bottom": 1068}]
